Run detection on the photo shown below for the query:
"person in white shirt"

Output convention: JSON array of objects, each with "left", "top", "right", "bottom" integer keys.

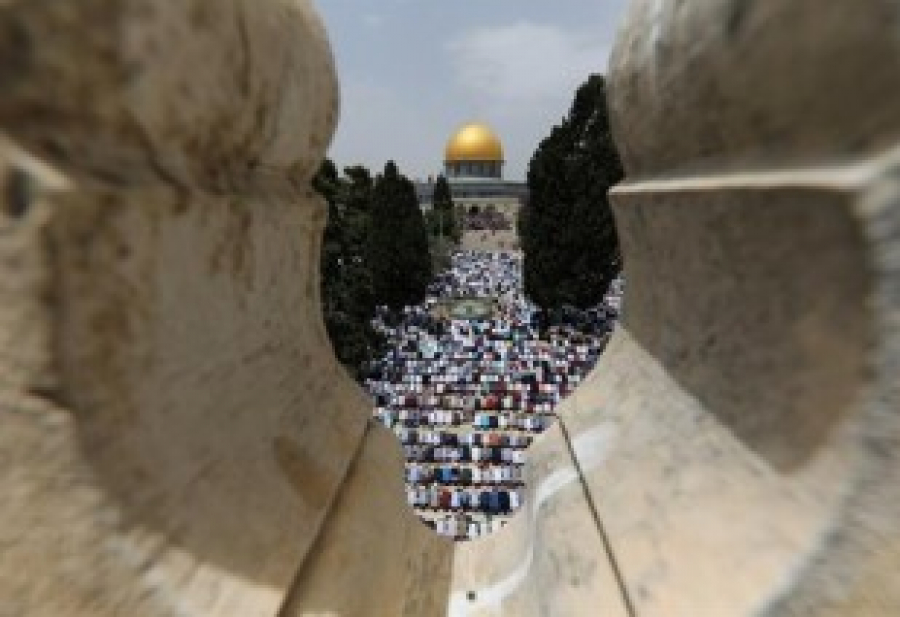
[
  {"left": 430, "top": 487, "right": 440, "bottom": 509},
  {"left": 468, "top": 521, "right": 480, "bottom": 539}
]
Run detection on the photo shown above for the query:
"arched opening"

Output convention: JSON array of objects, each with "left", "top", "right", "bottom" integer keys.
[
  {"left": 315, "top": 68, "right": 624, "bottom": 544},
  {"left": 316, "top": 136, "right": 624, "bottom": 540}
]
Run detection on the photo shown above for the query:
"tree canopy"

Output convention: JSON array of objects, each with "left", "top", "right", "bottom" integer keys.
[
  {"left": 315, "top": 159, "right": 381, "bottom": 379},
  {"left": 367, "top": 161, "right": 433, "bottom": 311},
  {"left": 424, "top": 174, "right": 461, "bottom": 271},
  {"left": 432, "top": 174, "right": 453, "bottom": 211},
  {"left": 520, "top": 74, "right": 624, "bottom": 309}
]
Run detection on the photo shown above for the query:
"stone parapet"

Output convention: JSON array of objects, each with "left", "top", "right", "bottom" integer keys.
[
  {"left": 0, "top": 1, "right": 446, "bottom": 615},
  {"left": 0, "top": 0, "right": 898, "bottom": 615},
  {"left": 599, "top": 1, "right": 900, "bottom": 613},
  {"left": 453, "top": 0, "right": 900, "bottom": 614}
]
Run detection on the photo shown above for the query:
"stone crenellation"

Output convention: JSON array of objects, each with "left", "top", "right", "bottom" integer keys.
[{"left": 0, "top": 0, "right": 898, "bottom": 616}]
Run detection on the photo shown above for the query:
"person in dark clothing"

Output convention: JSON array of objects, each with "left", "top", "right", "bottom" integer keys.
[
  {"left": 498, "top": 490, "right": 511, "bottom": 514},
  {"left": 479, "top": 491, "right": 491, "bottom": 513},
  {"left": 461, "top": 467, "right": 473, "bottom": 486},
  {"left": 487, "top": 491, "right": 501, "bottom": 515}
]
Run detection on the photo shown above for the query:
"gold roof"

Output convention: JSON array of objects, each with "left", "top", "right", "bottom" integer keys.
[{"left": 445, "top": 122, "right": 504, "bottom": 162}]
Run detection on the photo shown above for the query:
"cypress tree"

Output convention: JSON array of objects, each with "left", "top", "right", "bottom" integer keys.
[
  {"left": 314, "top": 159, "right": 382, "bottom": 379},
  {"left": 368, "top": 161, "right": 433, "bottom": 310},
  {"left": 522, "top": 74, "right": 624, "bottom": 310},
  {"left": 432, "top": 174, "right": 454, "bottom": 211},
  {"left": 425, "top": 173, "right": 460, "bottom": 271},
  {"left": 431, "top": 174, "right": 459, "bottom": 241}
]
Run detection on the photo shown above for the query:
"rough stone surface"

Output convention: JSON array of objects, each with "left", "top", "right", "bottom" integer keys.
[
  {"left": 450, "top": 421, "right": 629, "bottom": 617},
  {"left": 0, "top": 0, "right": 338, "bottom": 191},
  {"left": 0, "top": 1, "right": 403, "bottom": 615},
  {"left": 454, "top": 1, "right": 900, "bottom": 614},
  {"left": 608, "top": 0, "right": 900, "bottom": 177},
  {"left": 599, "top": 0, "right": 900, "bottom": 613},
  {"left": 0, "top": 147, "right": 373, "bottom": 615},
  {"left": 282, "top": 423, "right": 454, "bottom": 617}
]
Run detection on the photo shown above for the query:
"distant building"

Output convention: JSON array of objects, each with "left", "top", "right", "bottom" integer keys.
[{"left": 416, "top": 122, "right": 528, "bottom": 221}]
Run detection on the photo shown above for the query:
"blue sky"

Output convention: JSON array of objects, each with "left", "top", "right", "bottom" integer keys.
[{"left": 315, "top": 0, "right": 629, "bottom": 181}]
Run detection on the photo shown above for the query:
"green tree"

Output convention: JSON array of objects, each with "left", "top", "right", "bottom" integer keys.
[
  {"left": 367, "top": 161, "right": 433, "bottom": 310},
  {"left": 426, "top": 174, "right": 460, "bottom": 243},
  {"left": 432, "top": 174, "right": 454, "bottom": 211},
  {"left": 341, "top": 165, "right": 375, "bottom": 258},
  {"left": 425, "top": 174, "right": 460, "bottom": 272},
  {"left": 521, "top": 74, "right": 624, "bottom": 310},
  {"left": 314, "top": 159, "right": 382, "bottom": 379},
  {"left": 315, "top": 158, "right": 343, "bottom": 300}
]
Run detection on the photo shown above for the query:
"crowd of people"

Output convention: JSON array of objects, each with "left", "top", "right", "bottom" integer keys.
[
  {"left": 364, "top": 250, "right": 622, "bottom": 540},
  {"left": 461, "top": 208, "right": 512, "bottom": 231}
]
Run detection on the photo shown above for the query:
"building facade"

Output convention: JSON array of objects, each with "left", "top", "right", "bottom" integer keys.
[{"left": 417, "top": 122, "right": 528, "bottom": 212}]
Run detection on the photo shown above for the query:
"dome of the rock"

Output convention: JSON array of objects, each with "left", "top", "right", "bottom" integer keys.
[{"left": 445, "top": 123, "right": 504, "bottom": 163}]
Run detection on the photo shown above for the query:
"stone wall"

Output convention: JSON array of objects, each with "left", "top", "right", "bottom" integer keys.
[
  {"left": 0, "top": 0, "right": 898, "bottom": 616},
  {"left": 0, "top": 1, "right": 451, "bottom": 614},
  {"left": 450, "top": 2, "right": 899, "bottom": 615}
]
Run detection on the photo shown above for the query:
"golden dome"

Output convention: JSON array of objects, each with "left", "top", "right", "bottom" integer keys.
[{"left": 445, "top": 122, "right": 504, "bottom": 162}]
